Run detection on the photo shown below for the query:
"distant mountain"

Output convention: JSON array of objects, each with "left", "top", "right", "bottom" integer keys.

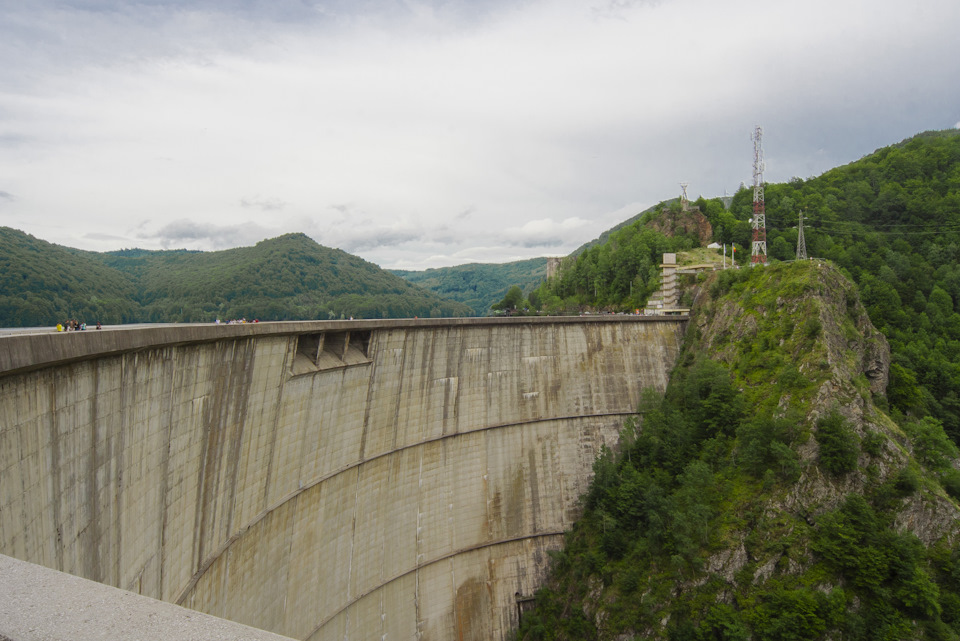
[
  {"left": 392, "top": 257, "right": 548, "bottom": 315},
  {"left": 0, "top": 230, "right": 472, "bottom": 326}
]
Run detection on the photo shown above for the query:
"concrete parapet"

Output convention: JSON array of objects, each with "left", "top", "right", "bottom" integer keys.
[{"left": 0, "top": 318, "right": 685, "bottom": 639}]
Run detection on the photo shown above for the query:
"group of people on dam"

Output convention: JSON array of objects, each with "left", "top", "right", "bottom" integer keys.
[{"left": 56, "top": 319, "right": 101, "bottom": 331}]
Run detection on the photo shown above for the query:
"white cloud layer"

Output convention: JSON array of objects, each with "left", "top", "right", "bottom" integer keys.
[{"left": 1, "top": 0, "right": 959, "bottom": 269}]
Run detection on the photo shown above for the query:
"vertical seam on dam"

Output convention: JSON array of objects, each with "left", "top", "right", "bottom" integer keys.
[
  {"left": 85, "top": 364, "right": 101, "bottom": 584},
  {"left": 48, "top": 372, "right": 63, "bottom": 573},
  {"left": 158, "top": 350, "right": 179, "bottom": 598},
  {"left": 261, "top": 337, "right": 293, "bottom": 509},
  {"left": 345, "top": 446, "right": 362, "bottom": 638},
  {"left": 415, "top": 446, "right": 424, "bottom": 638}
]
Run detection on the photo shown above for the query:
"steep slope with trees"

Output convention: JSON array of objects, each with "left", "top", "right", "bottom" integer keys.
[
  {"left": 739, "top": 129, "right": 960, "bottom": 443},
  {"left": 535, "top": 129, "right": 960, "bottom": 443},
  {"left": 518, "top": 261, "right": 960, "bottom": 640},
  {"left": 531, "top": 205, "right": 713, "bottom": 314}
]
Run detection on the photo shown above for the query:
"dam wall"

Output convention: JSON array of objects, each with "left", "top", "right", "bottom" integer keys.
[{"left": 0, "top": 317, "right": 685, "bottom": 640}]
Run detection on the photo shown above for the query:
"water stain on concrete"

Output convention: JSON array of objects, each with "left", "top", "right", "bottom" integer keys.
[{"left": 454, "top": 576, "right": 493, "bottom": 641}]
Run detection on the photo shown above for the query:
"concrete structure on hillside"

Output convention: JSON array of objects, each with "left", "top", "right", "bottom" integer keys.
[
  {"left": 645, "top": 253, "right": 725, "bottom": 316},
  {"left": 0, "top": 317, "right": 685, "bottom": 640},
  {"left": 546, "top": 256, "right": 564, "bottom": 280}
]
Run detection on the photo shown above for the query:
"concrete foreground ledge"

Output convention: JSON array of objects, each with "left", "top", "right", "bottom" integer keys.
[{"left": 0, "top": 554, "right": 296, "bottom": 641}]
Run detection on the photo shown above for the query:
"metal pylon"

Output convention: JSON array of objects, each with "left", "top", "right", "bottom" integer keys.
[{"left": 796, "top": 211, "right": 808, "bottom": 260}]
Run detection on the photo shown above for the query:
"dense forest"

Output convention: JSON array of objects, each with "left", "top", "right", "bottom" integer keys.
[
  {"left": 518, "top": 260, "right": 960, "bottom": 640},
  {"left": 392, "top": 257, "right": 547, "bottom": 316},
  {"left": 0, "top": 231, "right": 472, "bottom": 325}
]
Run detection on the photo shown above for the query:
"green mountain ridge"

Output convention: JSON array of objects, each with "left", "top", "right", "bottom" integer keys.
[
  {"left": 0, "top": 230, "right": 472, "bottom": 325},
  {"left": 391, "top": 257, "right": 549, "bottom": 315}
]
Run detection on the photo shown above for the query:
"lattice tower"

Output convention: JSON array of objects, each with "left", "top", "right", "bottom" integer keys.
[
  {"left": 796, "top": 211, "right": 808, "bottom": 260},
  {"left": 751, "top": 125, "right": 767, "bottom": 264}
]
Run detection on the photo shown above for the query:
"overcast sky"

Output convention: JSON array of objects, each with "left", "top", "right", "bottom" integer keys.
[{"left": 1, "top": 0, "right": 958, "bottom": 270}]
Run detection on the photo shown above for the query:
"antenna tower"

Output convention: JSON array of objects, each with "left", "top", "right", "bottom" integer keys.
[
  {"left": 796, "top": 211, "right": 808, "bottom": 260},
  {"left": 680, "top": 182, "right": 690, "bottom": 211},
  {"left": 751, "top": 125, "right": 767, "bottom": 264}
]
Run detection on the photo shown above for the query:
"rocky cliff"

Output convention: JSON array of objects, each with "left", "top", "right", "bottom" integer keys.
[{"left": 517, "top": 261, "right": 960, "bottom": 640}]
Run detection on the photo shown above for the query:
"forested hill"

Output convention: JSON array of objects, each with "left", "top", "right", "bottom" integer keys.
[
  {"left": 392, "top": 257, "right": 548, "bottom": 316},
  {"left": 536, "top": 129, "right": 960, "bottom": 443},
  {"left": 0, "top": 230, "right": 472, "bottom": 326},
  {"left": 518, "top": 261, "right": 960, "bottom": 640},
  {"left": 514, "top": 128, "right": 960, "bottom": 640},
  {"left": 744, "top": 129, "right": 960, "bottom": 443}
]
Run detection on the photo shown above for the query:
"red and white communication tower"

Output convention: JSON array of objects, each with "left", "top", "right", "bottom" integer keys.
[{"left": 751, "top": 125, "right": 767, "bottom": 264}]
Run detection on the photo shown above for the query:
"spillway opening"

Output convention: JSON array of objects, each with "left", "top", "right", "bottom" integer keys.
[
  {"left": 292, "top": 330, "right": 373, "bottom": 375},
  {"left": 350, "top": 330, "right": 371, "bottom": 357}
]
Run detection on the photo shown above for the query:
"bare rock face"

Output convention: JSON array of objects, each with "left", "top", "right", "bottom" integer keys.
[
  {"left": 811, "top": 262, "right": 891, "bottom": 397},
  {"left": 861, "top": 334, "right": 890, "bottom": 395},
  {"left": 647, "top": 208, "right": 713, "bottom": 245}
]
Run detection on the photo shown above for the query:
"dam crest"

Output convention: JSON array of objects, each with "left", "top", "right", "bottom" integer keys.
[{"left": 0, "top": 317, "right": 685, "bottom": 640}]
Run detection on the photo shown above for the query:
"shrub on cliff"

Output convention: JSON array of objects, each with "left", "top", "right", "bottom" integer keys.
[{"left": 815, "top": 411, "right": 860, "bottom": 476}]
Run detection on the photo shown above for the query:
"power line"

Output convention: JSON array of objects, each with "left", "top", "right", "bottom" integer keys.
[
  {"left": 759, "top": 219, "right": 960, "bottom": 236},
  {"left": 812, "top": 220, "right": 960, "bottom": 230},
  {"left": 809, "top": 228, "right": 960, "bottom": 237}
]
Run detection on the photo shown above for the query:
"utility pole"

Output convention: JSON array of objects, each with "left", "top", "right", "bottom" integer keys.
[
  {"left": 751, "top": 126, "right": 767, "bottom": 264},
  {"left": 796, "top": 210, "right": 808, "bottom": 260}
]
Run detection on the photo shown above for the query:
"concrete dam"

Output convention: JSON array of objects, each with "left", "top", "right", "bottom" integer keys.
[{"left": 0, "top": 317, "right": 685, "bottom": 640}]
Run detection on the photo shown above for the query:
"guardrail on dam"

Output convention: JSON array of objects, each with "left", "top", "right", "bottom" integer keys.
[{"left": 0, "top": 316, "right": 686, "bottom": 640}]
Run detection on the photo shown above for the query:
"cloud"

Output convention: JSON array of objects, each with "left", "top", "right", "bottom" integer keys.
[
  {"left": 332, "top": 228, "right": 423, "bottom": 252},
  {"left": 83, "top": 232, "right": 130, "bottom": 242},
  {"left": 0, "top": 190, "right": 14, "bottom": 202},
  {"left": 139, "top": 220, "right": 272, "bottom": 249},
  {"left": 240, "top": 195, "right": 286, "bottom": 211},
  {"left": 502, "top": 217, "right": 591, "bottom": 248}
]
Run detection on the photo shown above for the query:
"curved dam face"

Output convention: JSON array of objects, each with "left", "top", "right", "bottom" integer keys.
[{"left": 0, "top": 317, "right": 684, "bottom": 640}]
